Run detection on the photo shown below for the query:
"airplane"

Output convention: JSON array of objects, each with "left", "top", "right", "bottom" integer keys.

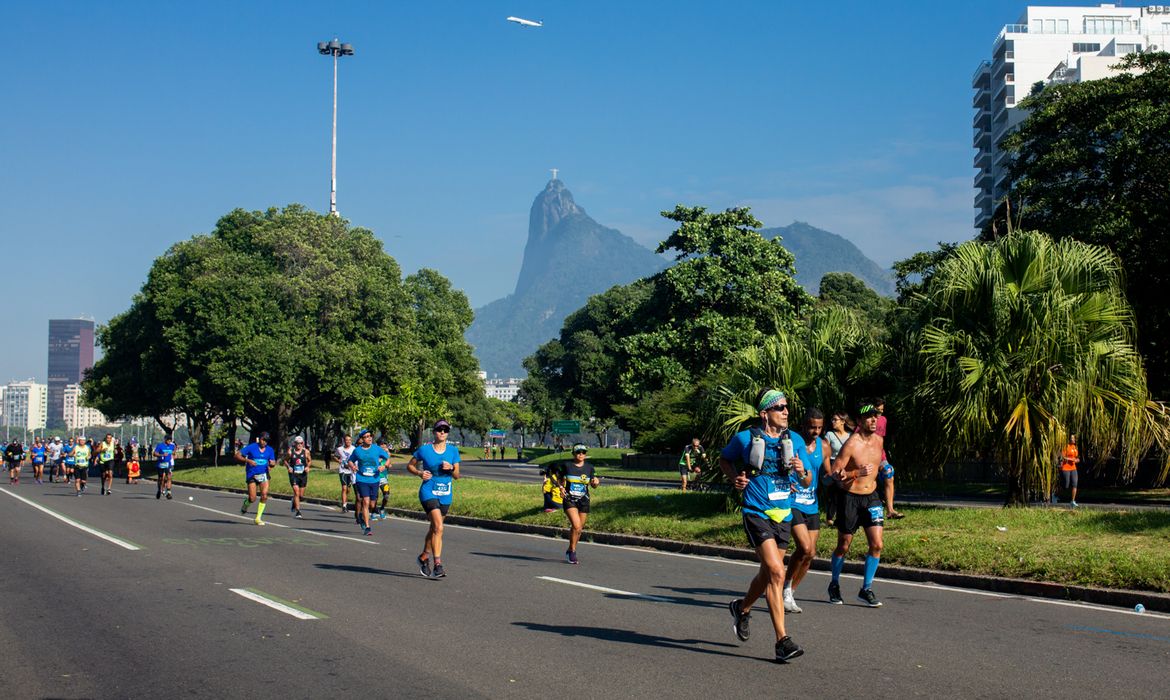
[{"left": 506, "top": 16, "right": 543, "bottom": 27}]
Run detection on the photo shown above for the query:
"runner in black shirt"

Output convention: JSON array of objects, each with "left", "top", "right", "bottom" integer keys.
[{"left": 558, "top": 444, "right": 599, "bottom": 565}]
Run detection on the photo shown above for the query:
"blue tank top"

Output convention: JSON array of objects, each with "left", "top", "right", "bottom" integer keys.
[{"left": 790, "top": 435, "right": 821, "bottom": 514}]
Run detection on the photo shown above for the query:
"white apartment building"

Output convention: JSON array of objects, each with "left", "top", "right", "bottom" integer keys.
[
  {"left": 478, "top": 372, "right": 523, "bottom": 402},
  {"left": 3, "top": 380, "right": 48, "bottom": 431},
  {"left": 973, "top": 3, "right": 1170, "bottom": 229},
  {"left": 63, "top": 383, "right": 113, "bottom": 431}
]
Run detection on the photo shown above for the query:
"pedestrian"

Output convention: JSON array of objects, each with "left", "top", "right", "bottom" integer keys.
[
  {"left": 1057, "top": 434, "right": 1080, "bottom": 507},
  {"left": 783, "top": 409, "right": 828, "bottom": 614},
  {"left": 558, "top": 444, "right": 599, "bottom": 564},
  {"left": 285, "top": 435, "right": 311, "bottom": 519},
  {"left": 678, "top": 437, "right": 705, "bottom": 491},
  {"left": 822, "top": 412, "right": 852, "bottom": 526},
  {"left": 48, "top": 436, "right": 64, "bottom": 483},
  {"left": 541, "top": 464, "right": 562, "bottom": 512},
  {"left": 126, "top": 453, "right": 141, "bottom": 484},
  {"left": 872, "top": 399, "right": 904, "bottom": 519},
  {"left": 719, "top": 388, "right": 808, "bottom": 663},
  {"left": 62, "top": 437, "right": 76, "bottom": 483},
  {"left": 407, "top": 419, "right": 460, "bottom": 578},
  {"left": 828, "top": 400, "right": 886, "bottom": 608},
  {"left": 236, "top": 432, "right": 276, "bottom": 525}
]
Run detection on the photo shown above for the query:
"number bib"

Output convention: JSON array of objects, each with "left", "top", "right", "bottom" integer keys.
[
  {"left": 568, "top": 482, "right": 587, "bottom": 496},
  {"left": 767, "top": 477, "right": 790, "bottom": 502},
  {"left": 867, "top": 504, "right": 885, "bottom": 523},
  {"left": 294, "top": 465, "right": 305, "bottom": 474},
  {"left": 794, "top": 490, "right": 816, "bottom": 506},
  {"left": 431, "top": 481, "right": 451, "bottom": 496},
  {"left": 252, "top": 473, "right": 268, "bottom": 483}
]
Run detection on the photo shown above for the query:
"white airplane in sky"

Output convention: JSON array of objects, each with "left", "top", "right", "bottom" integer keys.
[{"left": 506, "top": 16, "right": 543, "bottom": 27}]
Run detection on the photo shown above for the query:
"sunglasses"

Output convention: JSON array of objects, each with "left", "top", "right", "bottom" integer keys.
[
  {"left": 766, "top": 404, "right": 789, "bottom": 412},
  {"left": 434, "top": 427, "right": 450, "bottom": 433}
]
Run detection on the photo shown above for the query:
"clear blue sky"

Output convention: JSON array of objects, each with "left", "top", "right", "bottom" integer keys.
[{"left": 2, "top": 0, "right": 1041, "bottom": 382}]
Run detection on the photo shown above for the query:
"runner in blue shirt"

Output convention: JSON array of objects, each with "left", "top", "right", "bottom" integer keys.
[
  {"left": 345, "top": 429, "right": 389, "bottom": 535},
  {"left": 406, "top": 419, "right": 460, "bottom": 578},
  {"left": 62, "top": 438, "right": 76, "bottom": 483},
  {"left": 30, "top": 438, "right": 47, "bottom": 484},
  {"left": 236, "top": 432, "right": 276, "bottom": 526},
  {"left": 782, "top": 409, "right": 829, "bottom": 615},
  {"left": 719, "top": 388, "right": 809, "bottom": 663},
  {"left": 154, "top": 435, "right": 177, "bottom": 500}
]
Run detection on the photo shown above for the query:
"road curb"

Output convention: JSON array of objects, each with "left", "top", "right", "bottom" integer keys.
[{"left": 168, "top": 478, "right": 1170, "bottom": 613}]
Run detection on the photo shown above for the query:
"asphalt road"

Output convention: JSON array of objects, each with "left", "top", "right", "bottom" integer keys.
[{"left": 2, "top": 476, "right": 1168, "bottom": 699}]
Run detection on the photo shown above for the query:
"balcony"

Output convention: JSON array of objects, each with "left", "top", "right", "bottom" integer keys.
[
  {"left": 971, "top": 60, "right": 991, "bottom": 85},
  {"left": 974, "top": 150, "right": 992, "bottom": 169},
  {"left": 996, "top": 24, "right": 1029, "bottom": 42},
  {"left": 973, "top": 108, "right": 991, "bottom": 129}
]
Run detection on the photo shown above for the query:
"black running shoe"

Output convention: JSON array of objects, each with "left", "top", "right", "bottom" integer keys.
[
  {"left": 100, "top": 487, "right": 106, "bottom": 495},
  {"left": 156, "top": 490, "right": 162, "bottom": 500},
  {"left": 418, "top": 557, "right": 431, "bottom": 578},
  {"left": 828, "top": 581, "right": 844, "bottom": 605},
  {"left": 857, "top": 588, "right": 882, "bottom": 607},
  {"left": 775, "top": 636, "right": 804, "bottom": 663},
  {"left": 166, "top": 491, "right": 172, "bottom": 500},
  {"left": 728, "top": 599, "right": 751, "bottom": 642},
  {"left": 294, "top": 510, "right": 303, "bottom": 519},
  {"left": 432, "top": 563, "right": 446, "bottom": 578}
]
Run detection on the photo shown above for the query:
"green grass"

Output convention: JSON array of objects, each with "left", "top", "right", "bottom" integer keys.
[
  {"left": 169, "top": 464, "right": 1170, "bottom": 593},
  {"left": 527, "top": 448, "right": 633, "bottom": 468}
]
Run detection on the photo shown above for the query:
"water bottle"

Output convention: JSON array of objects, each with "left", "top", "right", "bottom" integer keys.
[
  {"left": 781, "top": 431, "right": 795, "bottom": 470},
  {"left": 1135, "top": 603, "right": 1146, "bottom": 613},
  {"left": 748, "top": 433, "right": 766, "bottom": 471}
]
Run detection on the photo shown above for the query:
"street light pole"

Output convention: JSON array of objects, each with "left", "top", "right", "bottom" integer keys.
[{"left": 317, "top": 38, "right": 355, "bottom": 217}]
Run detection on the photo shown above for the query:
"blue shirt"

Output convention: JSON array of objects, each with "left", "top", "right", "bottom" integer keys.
[
  {"left": 790, "top": 433, "right": 821, "bottom": 514},
  {"left": 63, "top": 445, "right": 75, "bottom": 465},
  {"left": 414, "top": 443, "right": 459, "bottom": 504},
  {"left": 239, "top": 442, "right": 276, "bottom": 479},
  {"left": 155, "top": 442, "right": 176, "bottom": 467},
  {"left": 31, "top": 446, "right": 46, "bottom": 464},
  {"left": 348, "top": 445, "right": 389, "bottom": 483},
  {"left": 721, "top": 428, "right": 806, "bottom": 523}
]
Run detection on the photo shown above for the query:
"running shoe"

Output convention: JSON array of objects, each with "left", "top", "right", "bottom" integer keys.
[
  {"left": 255, "top": 518, "right": 265, "bottom": 526},
  {"left": 363, "top": 526, "right": 372, "bottom": 536},
  {"left": 105, "top": 488, "right": 111, "bottom": 495},
  {"left": 294, "top": 510, "right": 303, "bottom": 519},
  {"left": 432, "top": 563, "right": 446, "bottom": 578},
  {"left": 1070, "top": 501, "right": 1079, "bottom": 508},
  {"left": 828, "top": 581, "right": 843, "bottom": 605},
  {"left": 157, "top": 490, "right": 162, "bottom": 500},
  {"left": 418, "top": 557, "right": 431, "bottom": 578},
  {"left": 566, "top": 550, "right": 579, "bottom": 565},
  {"left": 728, "top": 599, "right": 751, "bottom": 642},
  {"left": 782, "top": 587, "right": 802, "bottom": 613},
  {"left": 77, "top": 492, "right": 82, "bottom": 497},
  {"left": 166, "top": 491, "right": 172, "bottom": 500},
  {"left": 857, "top": 588, "right": 882, "bottom": 607},
  {"left": 775, "top": 636, "right": 804, "bottom": 663},
  {"left": 241, "top": 501, "right": 249, "bottom": 515},
  {"left": 889, "top": 511, "right": 905, "bottom": 519}
]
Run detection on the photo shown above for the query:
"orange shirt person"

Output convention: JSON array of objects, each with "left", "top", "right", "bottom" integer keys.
[{"left": 1057, "top": 434, "right": 1080, "bottom": 507}]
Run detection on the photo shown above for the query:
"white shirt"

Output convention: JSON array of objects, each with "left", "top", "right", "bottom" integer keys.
[{"left": 335, "top": 444, "right": 355, "bottom": 473}]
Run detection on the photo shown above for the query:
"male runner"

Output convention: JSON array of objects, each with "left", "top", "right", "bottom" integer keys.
[
  {"left": 828, "top": 400, "right": 886, "bottom": 607},
  {"left": 678, "top": 437, "right": 705, "bottom": 492},
  {"left": 30, "top": 437, "right": 47, "bottom": 484},
  {"left": 407, "top": 420, "right": 460, "bottom": 578},
  {"left": 285, "top": 435, "right": 311, "bottom": 518},
  {"left": 783, "top": 409, "right": 828, "bottom": 614},
  {"left": 95, "top": 433, "right": 117, "bottom": 495},
  {"left": 48, "top": 436, "right": 64, "bottom": 483},
  {"left": 5, "top": 439, "right": 24, "bottom": 484},
  {"left": 154, "top": 435, "right": 176, "bottom": 499},
  {"left": 335, "top": 434, "right": 356, "bottom": 513},
  {"left": 236, "top": 432, "right": 275, "bottom": 525},
  {"left": 346, "top": 429, "right": 389, "bottom": 536},
  {"left": 558, "top": 444, "right": 599, "bottom": 564},
  {"left": 719, "top": 388, "right": 809, "bottom": 663},
  {"left": 62, "top": 437, "right": 76, "bottom": 483},
  {"left": 73, "top": 437, "right": 92, "bottom": 495},
  {"left": 375, "top": 437, "right": 391, "bottom": 520}
]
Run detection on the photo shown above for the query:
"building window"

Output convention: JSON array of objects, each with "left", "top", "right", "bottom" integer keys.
[
  {"left": 1084, "top": 16, "right": 1133, "bottom": 35},
  {"left": 1116, "top": 43, "right": 1140, "bottom": 55},
  {"left": 1058, "top": 19, "right": 1069, "bottom": 34},
  {"left": 1072, "top": 42, "right": 1101, "bottom": 53}
]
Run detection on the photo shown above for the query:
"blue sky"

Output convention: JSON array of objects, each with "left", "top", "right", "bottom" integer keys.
[{"left": 2, "top": 0, "right": 1039, "bottom": 382}]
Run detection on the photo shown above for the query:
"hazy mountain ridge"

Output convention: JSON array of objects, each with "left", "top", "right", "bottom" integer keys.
[{"left": 764, "top": 221, "right": 895, "bottom": 297}]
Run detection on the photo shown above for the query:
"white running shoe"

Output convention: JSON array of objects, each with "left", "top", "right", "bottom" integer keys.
[{"left": 783, "top": 587, "right": 802, "bottom": 613}]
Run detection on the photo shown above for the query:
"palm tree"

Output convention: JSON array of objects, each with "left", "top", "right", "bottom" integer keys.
[{"left": 905, "top": 230, "right": 1169, "bottom": 505}]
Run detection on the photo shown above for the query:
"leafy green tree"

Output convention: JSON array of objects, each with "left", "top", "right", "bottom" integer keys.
[
  {"left": 902, "top": 230, "right": 1170, "bottom": 505},
  {"left": 994, "top": 52, "right": 1170, "bottom": 395},
  {"left": 817, "top": 271, "right": 893, "bottom": 328},
  {"left": 404, "top": 268, "right": 481, "bottom": 402},
  {"left": 349, "top": 381, "right": 448, "bottom": 448}
]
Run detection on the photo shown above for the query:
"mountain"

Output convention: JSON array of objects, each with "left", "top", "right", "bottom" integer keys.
[
  {"left": 466, "top": 179, "right": 667, "bottom": 378},
  {"left": 763, "top": 221, "right": 895, "bottom": 297}
]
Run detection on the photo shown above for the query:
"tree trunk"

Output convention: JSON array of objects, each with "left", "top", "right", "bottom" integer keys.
[{"left": 1004, "top": 453, "right": 1028, "bottom": 507}]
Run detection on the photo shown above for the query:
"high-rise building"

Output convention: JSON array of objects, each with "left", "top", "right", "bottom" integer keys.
[
  {"left": 63, "top": 383, "right": 114, "bottom": 431},
  {"left": 47, "top": 318, "right": 95, "bottom": 425},
  {"left": 3, "top": 381, "right": 48, "bottom": 431},
  {"left": 972, "top": 4, "right": 1170, "bottom": 230}
]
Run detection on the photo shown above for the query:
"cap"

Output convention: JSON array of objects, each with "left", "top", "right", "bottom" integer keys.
[
  {"left": 357, "top": 428, "right": 372, "bottom": 438},
  {"left": 293, "top": 435, "right": 305, "bottom": 443},
  {"left": 54, "top": 436, "right": 61, "bottom": 442},
  {"left": 572, "top": 443, "right": 588, "bottom": 454},
  {"left": 433, "top": 419, "right": 451, "bottom": 430},
  {"left": 858, "top": 403, "right": 880, "bottom": 418},
  {"left": 258, "top": 431, "right": 271, "bottom": 441}
]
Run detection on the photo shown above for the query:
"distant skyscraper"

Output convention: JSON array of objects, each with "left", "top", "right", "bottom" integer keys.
[
  {"left": 47, "top": 319, "right": 95, "bottom": 425},
  {"left": 3, "top": 381, "right": 47, "bottom": 431}
]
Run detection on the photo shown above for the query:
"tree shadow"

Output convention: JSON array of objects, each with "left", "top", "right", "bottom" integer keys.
[
  {"left": 511, "top": 622, "right": 754, "bottom": 660},
  {"left": 469, "top": 551, "right": 552, "bottom": 562},
  {"left": 1076, "top": 509, "right": 1170, "bottom": 534},
  {"left": 314, "top": 563, "right": 429, "bottom": 580},
  {"left": 650, "top": 585, "right": 742, "bottom": 598}
]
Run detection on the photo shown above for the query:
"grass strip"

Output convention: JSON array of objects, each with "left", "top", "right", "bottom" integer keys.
[{"left": 172, "top": 465, "right": 1170, "bottom": 593}]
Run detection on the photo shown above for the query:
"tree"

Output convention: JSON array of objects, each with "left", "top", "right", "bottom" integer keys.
[
  {"left": 817, "top": 271, "right": 893, "bottom": 329},
  {"left": 902, "top": 230, "right": 1170, "bottom": 505},
  {"left": 403, "top": 268, "right": 481, "bottom": 402},
  {"left": 993, "top": 52, "right": 1170, "bottom": 395},
  {"left": 348, "top": 381, "right": 448, "bottom": 448}
]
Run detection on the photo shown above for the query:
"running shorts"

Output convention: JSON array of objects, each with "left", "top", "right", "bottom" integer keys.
[
  {"left": 562, "top": 495, "right": 590, "bottom": 514},
  {"left": 836, "top": 490, "right": 884, "bottom": 534},
  {"left": 246, "top": 473, "right": 269, "bottom": 486},
  {"left": 100, "top": 461, "right": 114, "bottom": 473},
  {"left": 742, "top": 513, "right": 791, "bottom": 550},
  {"left": 1060, "top": 469, "right": 1078, "bottom": 490},
  {"left": 791, "top": 508, "right": 821, "bottom": 531},
  {"left": 421, "top": 499, "right": 450, "bottom": 516},
  {"left": 157, "top": 465, "right": 173, "bottom": 474},
  {"left": 288, "top": 472, "right": 308, "bottom": 488},
  {"left": 355, "top": 481, "right": 379, "bottom": 500},
  {"left": 379, "top": 482, "right": 390, "bottom": 495},
  {"left": 338, "top": 472, "right": 355, "bottom": 487}
]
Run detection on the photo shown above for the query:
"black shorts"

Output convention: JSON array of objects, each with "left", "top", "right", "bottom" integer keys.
[
  {"left": 289, "top": 472, "right": 308, "bottom": 488},
  {"left": 421, "top": 499, "right": 450, "bottom": 516},
  {"left": 338, "top": 472, "right": 355, "bottom": 487},
  {"left": 100, "top": 462, "right": 113, "bottom": 473},
  {"left": 355, "top": 482, "right": 379, "bottom": 500},
  {"left": 837, "top": 490, "right": 884, "bottom": 534},
  {"left": 563, "top": 496, "right": 590, "bottom": 514},
  {"left": 742, "top": 513, "right": 790, "bottom": 550},
  {"left": 791, "top": 509, "right": 820, "bottom": 531},
  {"left": 246, "top": 473, "right": 270, "bottom": 486},
  {"left": 74, "top": 467, "right": 88, "bottom": 480},
  {"left": 1060, "top": 469, "right": 1078, "bottom": 490}
]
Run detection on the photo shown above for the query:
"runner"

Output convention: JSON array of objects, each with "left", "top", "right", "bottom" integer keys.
[
  {"left": 783, "top": 409, "right": 828, "bottom": 614},
  {"left": 62, "top": 437, "right": 76, "bottom": 483},
  {"left": 406, "top": 420, "right": 460, "bottom": 578},
  {"left": 873, "top": 399, "right": 904, "bottom": 519},
  {"left": 73, "top": 437, "right": 92, "bottom": 496},
  {"left": 236, "top": 432, "right": 276, "bottom": 525},
  {"left": 558, "top": 444, "right": 599, "bottom": 564},
  {"left": 5, "top": 439, "right": 23, "bottom": 484},
  {"left": 1057, "top": 434, "right": 1080, "bottom": 507},
  {"left": 334, "top": 434, "right": 356, "bottom": 514},
  {"left": 828, "top": 400, "right": 886, "bottom": 607},
  {"left": 678, "top": 437, "right": 705, "bottom": 492},
  {"left": 154, "top": 435, "right": 176, "bottom": 499},
  {"left": 48, "top": 436, "right": 64, "bottom": 483},
  {"left": 285, "top": 435, "right": 311, "bottom": 519},
  {"left": 95, "top": 433, "right": 117, "bottom": 495},
  {"left": 30, "top": 437, "right": 47, "bottom": 485},
  {"left": 719, "top": 388, "right": 808, "bottom": 663},
  {"left": 345, "top": 429, "right": 389, "bottom": 536},
  {"left": 374, "top": 437, "right": 391, "bottom": 520},
  {"left": 822, "top": 412, "right": 851, "bottom": 526}
]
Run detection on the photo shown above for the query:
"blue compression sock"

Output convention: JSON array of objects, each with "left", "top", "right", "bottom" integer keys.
[
  {"left": 863, "top": 555, "right": 880, "bottom": 589},
  {"left": 831, "top": 555, "right": 844, "bottom": 584}
]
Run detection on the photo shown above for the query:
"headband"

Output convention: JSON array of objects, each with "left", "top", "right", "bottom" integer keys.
[{"left": 758, "top": 390, "right": 786, "bottom": 412}]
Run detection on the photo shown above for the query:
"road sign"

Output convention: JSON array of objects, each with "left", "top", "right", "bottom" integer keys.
[
  {"left": 488, "top": 429, "right": 507, "bottom": 438},
  {"left": 552, "top": 420, "right": 581, "bottom": 435}
]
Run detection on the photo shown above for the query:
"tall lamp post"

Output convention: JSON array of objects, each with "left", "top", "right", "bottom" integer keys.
[{"left": 317, "top": 38, "right": 355, "bottom": 217}]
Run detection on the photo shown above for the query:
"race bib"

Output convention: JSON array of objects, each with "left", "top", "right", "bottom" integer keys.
[
  {"left": 431, "top": 481, "right": 451, "bottom": 496},
  {"left": 362, "top": 466, "right": 376, "bottom": 477},
  {"left": 768, "top": 477, "right": 790, "bottom": 501},
  {"left": 569, "top": 483, "right": 587, "bottom": 496},
  {"left": 794, "top": 492, "right": 816, "bottom": 505},
  {"left": 867, "top": 505, "right": 885, "bottom": 523},
  {"left": 253, "top": 473, "right": 268, "bottom": 483},
  {"left": 294, "top": 465, "right": 305, "bottom": 474},
  {"left": 254, "top": 458, "right": 268, "bottom": 467}
]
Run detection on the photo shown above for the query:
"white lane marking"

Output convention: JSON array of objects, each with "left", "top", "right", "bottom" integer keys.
[
  {"left": 180, "top": 501, "right": 378, "bottom": 545},
  {"left": 0, "top": 486, "right": 141, "bottom": 551},
  {"left": 230, "top": 588, "right": 323, "bottom": 620},
  {"left": 538, "top": 576, "right": 673, "bottom": 602}
]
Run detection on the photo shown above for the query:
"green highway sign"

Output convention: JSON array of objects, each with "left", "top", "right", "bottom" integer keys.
[{"left": 552, "top": 420, "right": 581, "bottom": 435}]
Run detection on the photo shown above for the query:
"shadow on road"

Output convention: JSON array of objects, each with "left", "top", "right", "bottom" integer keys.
[
  {"left": 469, "top": 551, "right": 553, "bottom": 563},
  {"left": 314, "top": 563, "right": 427, "bottom": 580},
  {"left": 651, "top": 585, "right": 742, "bottom": 598},
  {"left": 511, "top": 622, "right": 754, "bottom": 660}
]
